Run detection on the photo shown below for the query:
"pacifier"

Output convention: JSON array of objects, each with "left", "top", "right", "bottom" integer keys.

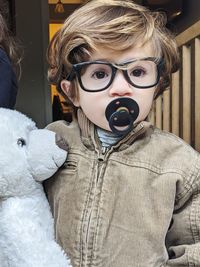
[{"left": 105, "top": 97, "right": 139, "bottom": 135}]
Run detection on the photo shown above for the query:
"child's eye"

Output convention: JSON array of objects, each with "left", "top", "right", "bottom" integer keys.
[
  {"left": 92, "top": 71, "right": 108, "bottom": 79},
  {"left": 131, "top": 68, "right": 146, "bottom": 77}
]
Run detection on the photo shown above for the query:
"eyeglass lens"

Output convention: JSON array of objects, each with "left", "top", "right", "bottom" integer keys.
[{"left": 79, "top": 60, "right": 158, "bottom": 91}]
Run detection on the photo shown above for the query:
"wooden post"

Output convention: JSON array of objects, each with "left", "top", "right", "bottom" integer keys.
[
  {"left": 171, "top": 71, "right": 180, "bottom": 136},
  {"left": 182, "top": 45, "right": 191, "bottom": 144},
  {"left": 163, "top": 88, "right": 170, "bottom": 132},
  {"left": 194, "top": 37, "right": 200, "bottom": 152}
]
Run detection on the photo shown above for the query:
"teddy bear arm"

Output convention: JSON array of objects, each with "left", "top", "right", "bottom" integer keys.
[{"left": 0, "top": 196, "right": 72, "bottom": 267}]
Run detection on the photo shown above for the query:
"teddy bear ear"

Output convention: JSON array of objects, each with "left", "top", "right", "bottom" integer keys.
[{"left": 0, "top": 108, "right": 37, "bottom": 132}]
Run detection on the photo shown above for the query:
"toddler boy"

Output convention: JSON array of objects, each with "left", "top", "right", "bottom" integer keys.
[{"left": 45, "top": 1, "right": 200, "bottom": 266}]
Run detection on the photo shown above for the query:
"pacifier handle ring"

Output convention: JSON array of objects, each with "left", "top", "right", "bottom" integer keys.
[
  {"left": 105, "top": 97, "right": 140, "bottom": 136},
  {"left": 109, "top": 111, "right": 134, "bottom": 135}
]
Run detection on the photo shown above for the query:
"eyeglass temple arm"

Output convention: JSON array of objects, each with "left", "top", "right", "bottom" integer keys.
[{"left": 66, "top": 69, "right": 75, "bottom": 81}]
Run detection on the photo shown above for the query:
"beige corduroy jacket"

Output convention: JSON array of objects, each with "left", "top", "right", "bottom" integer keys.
[{"left": 44, "top": 109, "right": 200, "bottom": 267}]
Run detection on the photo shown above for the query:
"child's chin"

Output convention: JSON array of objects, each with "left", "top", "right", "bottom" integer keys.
[{"left": 95, "top": 123, "right": 111, "bottom": 132}]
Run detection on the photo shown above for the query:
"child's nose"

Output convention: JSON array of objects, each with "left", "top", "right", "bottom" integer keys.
[{"left": 108, "top": 71, "right": 133, "bottom": 97}]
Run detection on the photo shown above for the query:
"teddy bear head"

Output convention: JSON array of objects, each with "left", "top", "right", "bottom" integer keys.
[{"left": 0, "top": 108, "right": 67, "bottom": 198}]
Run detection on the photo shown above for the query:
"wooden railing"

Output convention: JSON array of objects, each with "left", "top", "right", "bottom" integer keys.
[{"left": 149, "top": 20, "right": 200, "bottom": 152}]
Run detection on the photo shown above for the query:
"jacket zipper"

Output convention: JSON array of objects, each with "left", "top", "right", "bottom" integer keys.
[
  {"left": 85, "top": 145, "right": 110, "bottom": 265},
  {"left": 84, "top": 122, "right": 146, "bottom": 264},
  {"left": 98, "top": 146, "right": 109, "bottom": 161}
]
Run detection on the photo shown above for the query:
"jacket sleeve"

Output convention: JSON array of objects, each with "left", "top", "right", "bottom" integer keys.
[
  {"left": 0, "top": 49, "right": 18, "bottom": 109},
  {"left": 165, "top": 154, "right": 200, "bottom": 266}
]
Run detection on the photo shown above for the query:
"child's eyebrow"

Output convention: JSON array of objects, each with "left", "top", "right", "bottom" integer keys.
[
  {"left": 90, "top": 58, "right": 132, "bottom": 64},
  {"left": 90, "top": 57, "right": 156, "bottom": 65},
  {"left": 91, "top": 58, "right": 110, "bottom": 62},
  {"left": 91, "top": 57, "right": 144, "bottom": 64}
]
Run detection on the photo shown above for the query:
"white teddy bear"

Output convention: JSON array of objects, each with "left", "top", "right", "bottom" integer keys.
[{"left": 0, "top": 108, "right": 71, "bottom": 267}]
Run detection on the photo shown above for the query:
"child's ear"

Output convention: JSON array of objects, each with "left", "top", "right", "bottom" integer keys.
[{"left": 60, "top": 80, "right": 80, "bottom": 107}]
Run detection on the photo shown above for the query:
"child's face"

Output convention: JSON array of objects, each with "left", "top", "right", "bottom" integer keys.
[{"left": 61, "top": 42, "right": 159, "bottom": 132}]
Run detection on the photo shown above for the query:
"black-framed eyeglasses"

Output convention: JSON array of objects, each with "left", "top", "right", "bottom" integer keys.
[{"left": 66, "top": 57, "right": 164, "bottom": 92}]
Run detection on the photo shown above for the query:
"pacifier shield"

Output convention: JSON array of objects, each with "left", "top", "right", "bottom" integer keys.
[{"left": 105, "top": 97, "right": 139, "bottom": 135}]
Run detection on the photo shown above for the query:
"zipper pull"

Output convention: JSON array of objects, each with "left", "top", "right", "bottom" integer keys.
[
  {"left": 102, "top": 146, "right": 108, "bottom": 155},
  {"left": 98, "top": 146, "right": 109, "bottom": 161}
]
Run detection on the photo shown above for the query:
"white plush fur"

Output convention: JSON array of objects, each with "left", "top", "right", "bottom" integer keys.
[{"left": 0, "top": 108, "right": 71, "bottom": 267}]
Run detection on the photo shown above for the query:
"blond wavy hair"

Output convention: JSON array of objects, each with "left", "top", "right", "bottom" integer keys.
[{"left": 47, "top": 0, "right": 179, "bottom": 100}]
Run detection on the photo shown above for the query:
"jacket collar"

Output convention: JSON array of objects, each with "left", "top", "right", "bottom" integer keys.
[{"left": 77, "top": 108, "right": 152, "bottom": 150}]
